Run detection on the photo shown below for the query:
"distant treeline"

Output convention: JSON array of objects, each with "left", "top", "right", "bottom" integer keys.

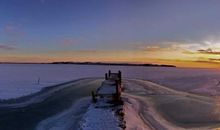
[{"left": 51, "top": 62, "right": 176, "bottom": 67}]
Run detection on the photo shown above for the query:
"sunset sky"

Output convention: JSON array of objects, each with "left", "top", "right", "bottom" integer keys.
[{"left": 0, "top": 0, "right": 220, "bottom": 68}]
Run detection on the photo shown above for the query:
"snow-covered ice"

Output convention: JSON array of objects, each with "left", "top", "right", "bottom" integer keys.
[
  {"left": 80, "top": 104, "right": 121, "bottom": 130},
  {"left": 0, "top": 64, "right": 220, "bottom": 99},
  {"left": 97, "top": 84, "right": 116, "bottom": 95},
  {"left": 36, "top": 97, "right": 91, "bottom": 130},
  {"left": 123, "top": 97, "right": 151, "bottom": 130}
]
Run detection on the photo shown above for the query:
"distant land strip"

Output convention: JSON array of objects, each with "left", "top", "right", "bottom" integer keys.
[
  {"left": 0, "top": 62, "right": 176, "bottom": 67},
  {"left": 52, "top": 62, "right": 176, "bottom": 67}
]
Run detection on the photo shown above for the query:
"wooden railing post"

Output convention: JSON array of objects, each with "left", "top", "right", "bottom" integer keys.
[
  {"left": 108, "top": 70, "right": 111, "bottom": 77},
  {"left": 91, "top": 91, "right": 97, "bottom": 103},
  {"left": 115, "top": 80, "right": 121, "bottom": 101},
  {"left": 105, "top": 73, "right": 108, "bottom": 80},
  {"left": 118, "top": 70, "right": 121, "bottom": 83}
]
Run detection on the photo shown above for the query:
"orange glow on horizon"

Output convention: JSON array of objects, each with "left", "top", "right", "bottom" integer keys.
[{"left": 0, "top": 47, "right": 219, "bottom": 69}]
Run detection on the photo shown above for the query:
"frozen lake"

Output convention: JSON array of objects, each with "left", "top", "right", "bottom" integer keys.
[{"left": 0, "top": 64, "right": 220, "bottom": 99}]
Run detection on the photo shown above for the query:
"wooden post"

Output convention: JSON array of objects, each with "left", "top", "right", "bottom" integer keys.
[
  {"left": 118, "top": 70, "right": 121, "bottom": 83},
  {"left": 115, "top": 80, "right": 120, "bottom": 101},
  {"left": 91, "top": 91, "right": 96, "bottom": 103},
  {"left": 37, "top": 77, "right": 40, "bottom": 85},
  {"left": 105, "top": 73, "right": 108, "bottom": 80},
  {"left": 108, "top": 70, "right": 111, "bottom": 77}
]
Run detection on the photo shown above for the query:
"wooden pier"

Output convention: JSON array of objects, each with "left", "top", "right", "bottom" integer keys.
[
  {"left": 81, "top": 70, "right": 125, "bottom": 129},
  {"left": 92, "top": 70, "right": 123, "bottom": 104}
]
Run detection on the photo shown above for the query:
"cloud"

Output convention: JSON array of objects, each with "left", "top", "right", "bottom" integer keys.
[
  {"left": 63, "top": 39, "right": 78, "bottom": 46},
  {"left": 208, "top": 58, "right": 220, "bottom": 62},
  {"left": 194, "top": 60, "right": 220, "bottom": 65},
  {"left": 0, "top": 44, "right": 17, "bottom": 50},
  {"left": 58, "top": 38, "right": 80, "bottom": 47},
  {"left": 135, "top": 41, "right": 220, "bottom": 58},
  {"left": 197, "top": 48, "right": 220, "bottom": 55},
  {"left": 138, "top": 42, "right": 190, "bottom": 53},
  {"left": 3, "top": 24, "right": 24, "bottom": 37}
]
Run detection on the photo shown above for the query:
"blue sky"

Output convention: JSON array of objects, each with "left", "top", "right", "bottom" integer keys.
[
  {"left": 0, "top": 0, "right": 220, "bottom": 67},
  {"left": 1, "top": 0, "right": 151, "bottom": 50}
]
